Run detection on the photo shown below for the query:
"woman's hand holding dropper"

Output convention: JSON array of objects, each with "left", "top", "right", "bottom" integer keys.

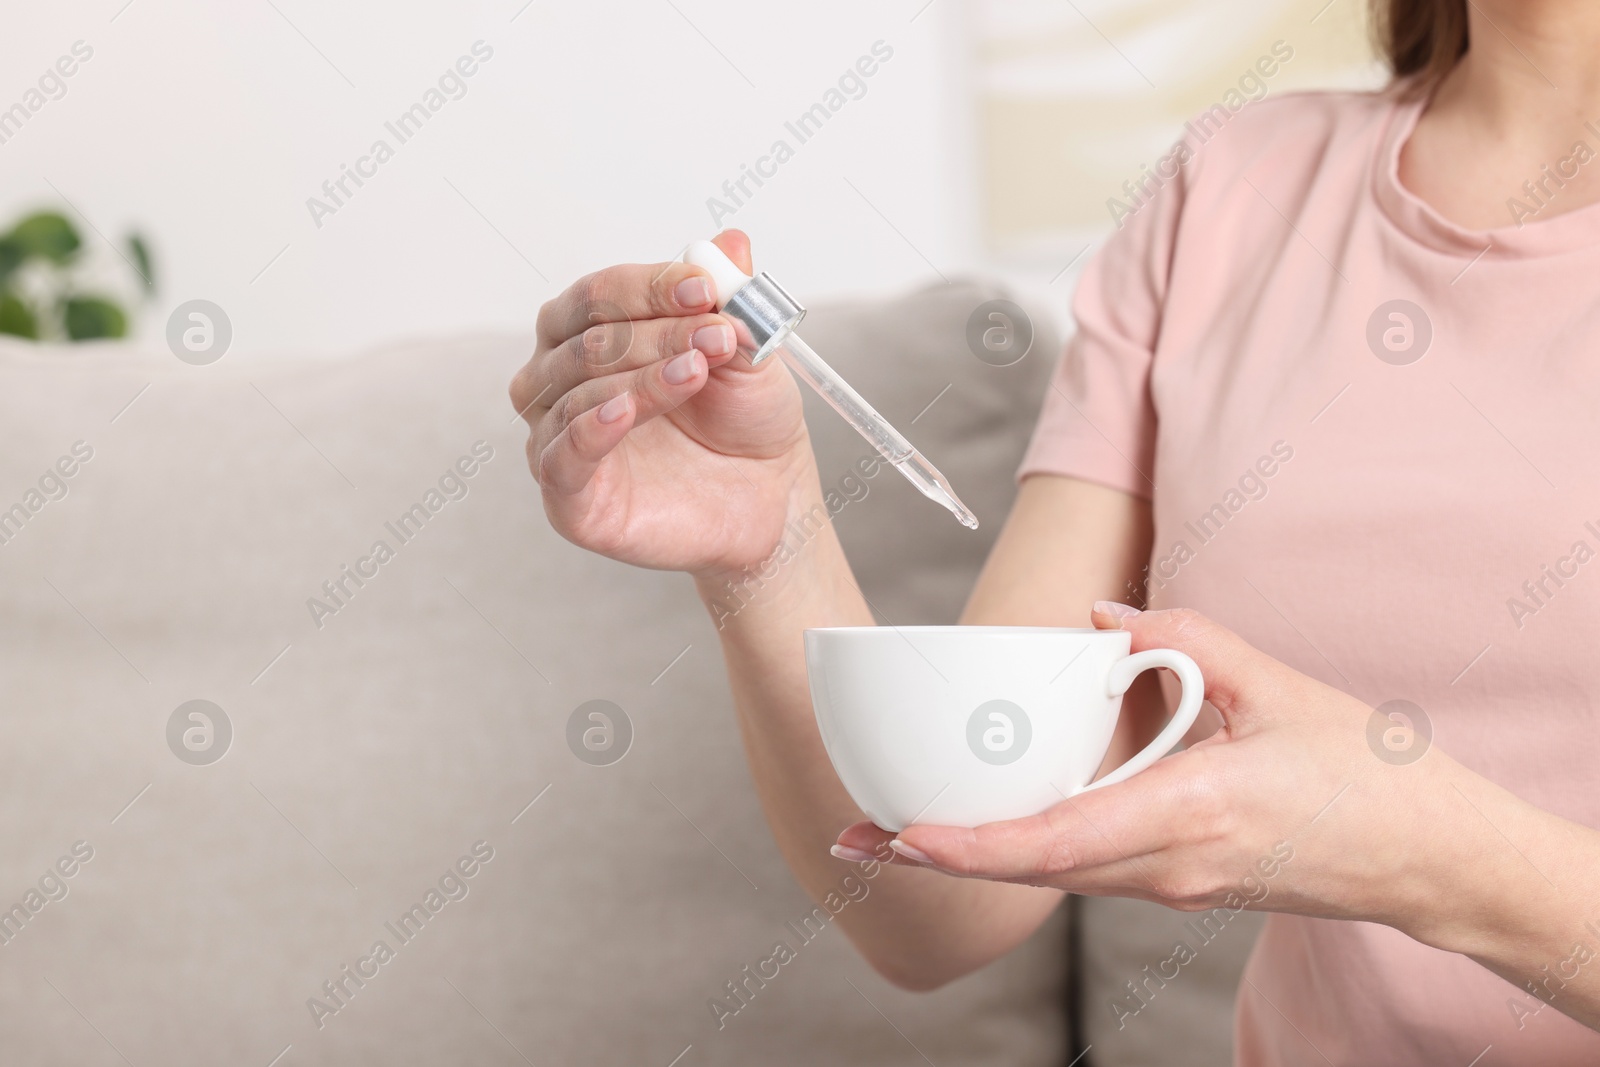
[{"left": 512, "top": 230, "right": 816, "bottom": 582}]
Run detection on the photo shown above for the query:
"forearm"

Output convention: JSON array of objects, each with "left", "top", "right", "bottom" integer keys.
[
  {"left": 1405, "top": 765, "right": 1600, "bottom": 1032},
  {"left": 695, "top": 482, "right": 1057, "bottom": 988}
]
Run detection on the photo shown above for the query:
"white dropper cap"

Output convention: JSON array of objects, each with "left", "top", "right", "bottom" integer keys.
[
  {"left": 683, "top": 240, "right": 752, "bottom": 309},
  {"left": 680, "top": 237, "right": 805, "bottom": 365}
]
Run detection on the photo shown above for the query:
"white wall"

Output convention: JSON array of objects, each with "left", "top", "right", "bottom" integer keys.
[{"left": 3, "top": 0, "right": 988, "bottom": 355}]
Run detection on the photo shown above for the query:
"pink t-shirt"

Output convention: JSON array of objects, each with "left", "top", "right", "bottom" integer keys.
[{"left": 1021, "top": 87, "right": 1600, "bottom": 1064}]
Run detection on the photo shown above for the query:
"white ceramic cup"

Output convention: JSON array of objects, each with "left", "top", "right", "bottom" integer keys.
[{"left": 804, "top": 626, "right": 1204, "bottom": 831}]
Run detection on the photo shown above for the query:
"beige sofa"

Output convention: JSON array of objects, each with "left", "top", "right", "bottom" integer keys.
[{"left": 0, "top": 281, "right": 1256, "bottom": 1065}]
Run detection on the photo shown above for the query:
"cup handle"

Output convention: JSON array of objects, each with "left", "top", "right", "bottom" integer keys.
[{"left": 1076, "top": 648, "right": 1204, "bottom": 794}]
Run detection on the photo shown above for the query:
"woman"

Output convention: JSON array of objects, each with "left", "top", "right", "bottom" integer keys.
[{"left": 511, "top": 0, "right": 1600, "bottom": 1060}]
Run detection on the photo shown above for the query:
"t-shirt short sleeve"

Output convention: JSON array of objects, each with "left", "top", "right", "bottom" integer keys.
[{"left": 1016, "top": 150, "right": 1189, "bottom": 499}]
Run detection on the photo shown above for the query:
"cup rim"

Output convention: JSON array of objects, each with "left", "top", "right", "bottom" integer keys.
[{"left": 804, "top": 625, "right": 1119, "bottom": 636}]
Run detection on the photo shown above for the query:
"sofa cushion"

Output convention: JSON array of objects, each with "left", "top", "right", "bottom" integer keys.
[{"left": 0, "top": 278, "right": 1070, "bottom": 1066}]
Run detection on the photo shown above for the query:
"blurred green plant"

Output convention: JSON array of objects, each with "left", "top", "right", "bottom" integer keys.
[{"left": 0, "top": 209, "right": 155, "bottom": 342}]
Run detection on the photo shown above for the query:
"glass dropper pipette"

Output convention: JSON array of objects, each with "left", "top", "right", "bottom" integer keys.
[{"left": 683, "top": 241, "right": 978, "bottom": 529}]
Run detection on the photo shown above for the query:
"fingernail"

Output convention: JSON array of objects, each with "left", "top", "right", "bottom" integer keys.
[
  {"left": 675, "top": 275, "right": 712, "bottom": 308},
  {"left": 662, "top": 349, "right": 702, "bottom": 385},
  {"left": 1094, "top": 601, "right": 1142, "bottom": 620},
  {"left": 830, "top": 844, "right": 877, "bottom": 863},
  {"left": 888, "top": 839, "right": 933, "bottom": 864},
  {"left": 597, "top": 394, "right": 630, "bottom": 424},
  {"left": 692, "top": 323, "right": 735, "bottom": 357}
]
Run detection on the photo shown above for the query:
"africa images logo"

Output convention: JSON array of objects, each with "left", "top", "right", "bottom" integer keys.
[{"left": 966, "top": 700, "right": 1031, "bottom": 765}]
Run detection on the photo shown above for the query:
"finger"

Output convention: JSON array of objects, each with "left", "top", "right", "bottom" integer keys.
[
  {"left": 537, "top": 391, "right": 636, "bottom": 498},
  {"left": 829, "top": 823, "right": 900, "bottom": 865},
  {"left": 535, "top": 261, "right": 718, "bottom": 349},
  {"left": 539, "top": 348, "right": 710, "bottom": 451},
  {"left": 513, "top": 315, "right": 736, "bottom": 422},
  {"left": 868, "top": 818, "right": 1176, "bottom": 901},
  {"left": 695, "top": 229, "right": 789, "bottom": 383},
  {"left": 884, "top": 811, "right": 1116, "bottom": 881},
  {"left": 1090, "top": 603, "right": 1289, "bottom": 722},
  {"left": 534, "top": 345, "right": 718, "bottom": 499},
  {"left": 1090, "top": 600, "right": 1142, "bottom": 630},
  {"left": 832, "top": 822, "right": 903, "bottom": 865},
  {"left": 888, "top": 771, "right": 1193, "bottom": 881},
  {"left": 712, "top": 229, "right": 754, "bottom": 274},
  {"left": 992, "top": 856, "right": 1167, "bottom": 895}
]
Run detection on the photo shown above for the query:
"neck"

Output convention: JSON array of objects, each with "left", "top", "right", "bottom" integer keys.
[
  {"left": 1435, "top": 2, "right": 1600, "bottom": 133},
  {"left": 1398, "top": 1, "right": 1600, "bottom": 229}
]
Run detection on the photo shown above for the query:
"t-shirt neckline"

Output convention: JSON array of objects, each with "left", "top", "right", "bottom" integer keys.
[{"left": 1374, "top": 88, "right": 1600, "bottom": 258}]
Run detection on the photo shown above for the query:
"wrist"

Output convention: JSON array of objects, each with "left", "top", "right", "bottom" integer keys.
[
  {"left": 694, "top": 486, "right": 830, "bottom": 617},
  {"left": 692, "top": 465, "right": 867, "bottom": 634}
]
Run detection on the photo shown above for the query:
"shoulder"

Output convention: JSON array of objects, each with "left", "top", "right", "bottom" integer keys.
[
  {"left": 1179, "top": 88, "right": 1399, "bottom": 181},
  {"left": 1093, "top": 88, "right": 1400, "bottom": 298}
]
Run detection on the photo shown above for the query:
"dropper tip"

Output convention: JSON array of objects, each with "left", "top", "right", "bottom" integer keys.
[{"left": 947, "top": 501, "right": 979, "bottom": 529}]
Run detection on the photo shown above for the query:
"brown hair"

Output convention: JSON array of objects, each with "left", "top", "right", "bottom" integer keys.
[{"left": 1371, "top": 0, "right": 1469, "bottom": 91}]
